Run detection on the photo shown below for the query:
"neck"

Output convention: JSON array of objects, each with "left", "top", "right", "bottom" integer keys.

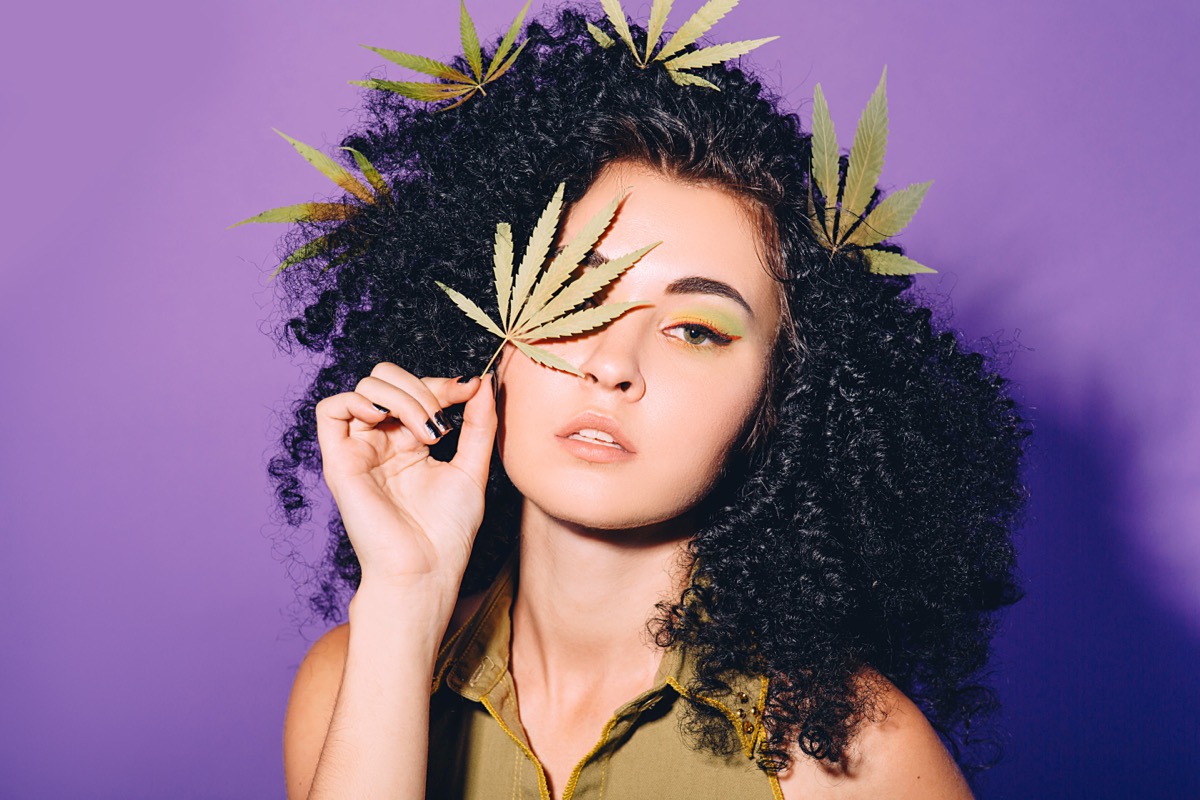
[{"left": 509, "top": 501, "right": 694, "bottom": 703}]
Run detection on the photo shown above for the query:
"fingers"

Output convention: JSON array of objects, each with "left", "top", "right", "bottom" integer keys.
[{"left": 451, "top": 372, "right": 498, "bottom": 487}]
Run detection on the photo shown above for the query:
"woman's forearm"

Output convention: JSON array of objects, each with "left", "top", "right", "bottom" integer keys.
[{"left": 305, "top": 590, "right": 450, "bottom": 800}]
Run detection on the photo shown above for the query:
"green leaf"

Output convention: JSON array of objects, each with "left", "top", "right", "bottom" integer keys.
[
  {"left": 271, "top": 234, "right": 335, "bottom": 278},
  {"left": 522, "top": 301, "right": 647, "bottom": 341},
  {"left": 666, "top": 68, "right": 720, "bottom": 90},
  {"left": 229, "top": 202, "right": 356, "bottom": 228},
  {"left": 273, "top": 129, "right": 375, "bottom": 204},
  {"left": 864, "top": 250, "right": 936, "bottom": 275},
  {"left": 486, "top": 0, "right": 530, "bottom": 81},
  {"left": 435, "top": 280, "right": 507, "bottom": 338},
  {"left": 519, "top": 242, "right": 659, "bottom": 334},
  {"left": 349, "top": 78, "right": 473, "bottom": 101},
  {"left": 587, "top": 21, "right": 615, "bottom": 48},
  {"left": 512, "top": 339, "right": 586, "bottom": 378},
  {"left": 645, "top": 0, "right": 674, "bottom": 63},
  {"left": 661, "top": 36, "right": 776, "bottom": 71},
  {"left": 516, "top": 191, "right": 626, "bottom": 330},
  {"left": 809, "top": 82, "right": 839, "bottom": 237},
  {"left": 459, "top": 0, "right": 484, "bottom": 82},
  {"left": 340, "top": 147, "right": 391, "bottom": 201},
  {"left": 484, "top": 39, "right": 527, "bottom": 84},
  {"left": 358, "top": 46, "right": 473, "bottom": 83},
  {"left": 656, "top": 0, "right": 739, "bottom": 62},
  {"left": 600, "top": 0, "right": 638, "bottom": 60},
  {"left": 841, "top": 66, "right": 889, "bottom": 239},
  {"left": 493, "top": 222, "right": 514, "bottom": 327},
  {"left": 509, "top": 183, "right": 566, "bottom": 326},
  {"left": 844, "top": 180, "right": 932, "bottom": 248}
]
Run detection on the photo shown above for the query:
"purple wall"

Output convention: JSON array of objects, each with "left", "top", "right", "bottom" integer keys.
[{"left": 2, "top": 0, "right": 1196, "bottom": 796}]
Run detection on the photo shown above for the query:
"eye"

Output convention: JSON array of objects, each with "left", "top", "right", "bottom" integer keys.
[{"left": 665, "top": 321, "right": 735, "bottom": 347}]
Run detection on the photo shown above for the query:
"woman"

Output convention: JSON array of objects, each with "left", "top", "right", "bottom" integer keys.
[{"left": 264, "top": 5, "right": 1029, "bottom": 799}]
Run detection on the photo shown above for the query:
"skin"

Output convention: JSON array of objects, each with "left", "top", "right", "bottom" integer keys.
[{"left": 282, "top": 161, "right": 973, "bottom": 800}]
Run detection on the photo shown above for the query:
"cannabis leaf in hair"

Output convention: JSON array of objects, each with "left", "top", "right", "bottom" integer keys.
[
  {"left": 437, "top": 183, "right": 660, "bottom": 379},
  {"left": 587, "top": 0, "right": 776, "bottom": 90},
  {"left": 808, "top": 66, "right": 936, "bottom": 275},
  {"left": 228, "top": 129, "right": 391, "bottom": 279},
  {"left": 351, "top": 0, "right": 530, "bottom": 112}
]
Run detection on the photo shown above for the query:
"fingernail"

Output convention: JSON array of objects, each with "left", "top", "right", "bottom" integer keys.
[
  {"left": 488, "top": 372, "right": 498, "bottom": 399},
  {"left": 372, "top": 402, "right": 390, "bottom": 414},
  {"left": 424, "top": 419, "right": 442, "bottom": 439},
  {"left": 456, "top": 375, "right": 473, "bottom": 384},
  {"left": 434, "top": 410, "right": 452, "bottom": 432}
]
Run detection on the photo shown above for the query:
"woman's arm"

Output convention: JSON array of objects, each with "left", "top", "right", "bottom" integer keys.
[{"left": 775, "top": 676, "right": 974, "bottom": 800}]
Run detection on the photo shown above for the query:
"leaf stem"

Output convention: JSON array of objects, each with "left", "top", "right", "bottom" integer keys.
[{"left": 478, "top": 339, "right": 506, "bottom": 379}]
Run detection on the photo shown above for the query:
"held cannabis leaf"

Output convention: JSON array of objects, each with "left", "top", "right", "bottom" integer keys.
[
  {"left": 228, "top": 129, "right": 391, "bottom": 279},
  {"left": 437, "top": 183, "right": 660, "bottom": 378},
  {"left": 588, "top": 0, "right": 776, "bottom": 91},
  {"left": 807, "top": 67, "right": 937, "bottom": 275},
  {"left": 352, "top": 1, "right": 531, "bottom": 112}
]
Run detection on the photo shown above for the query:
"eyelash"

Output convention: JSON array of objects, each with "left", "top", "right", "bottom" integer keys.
[{"left": 578, "top": 298, "right": 735, "bottom": 347}]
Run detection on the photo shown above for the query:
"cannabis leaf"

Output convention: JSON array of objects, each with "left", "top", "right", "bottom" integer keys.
[
  {"left": 808, "top": 67, "right": 935, "bottom": 274},
  {"left": 228, "top": 129, "right": 391, "bottom": 279},
  {"left": 588, "top": 0, "right": 776, "bottom": 91},
  {"left": 351, "top": 1, "right": 530, "bottom": 112},
  {"left": 436, "top": 183, "right": 660, "bottom": 378}
]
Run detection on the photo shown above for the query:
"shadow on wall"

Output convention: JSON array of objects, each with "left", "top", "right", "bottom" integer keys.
[{"left": 973, "top": 396, "right": 1200, "bottom": 799}]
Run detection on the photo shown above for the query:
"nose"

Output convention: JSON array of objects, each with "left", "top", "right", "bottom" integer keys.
[{"left": 573, "top": 314, "right": 646, "bottom": 401}]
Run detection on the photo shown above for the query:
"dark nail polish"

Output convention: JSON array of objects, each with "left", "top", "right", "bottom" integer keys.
[
  {"left": 424, "top": 419, "right": 442, "bottom": 439},
  {"left": 434, "top": 410, "right": 452, "bottom": 432},
  {"left": 456, "top": 375, "right": 473, "bottom": 383},
  {"left": 372, "top": 402, "right": 390, "bottom": 414}
]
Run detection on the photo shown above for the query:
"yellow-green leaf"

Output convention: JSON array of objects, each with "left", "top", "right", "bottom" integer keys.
[
  {"left": 666, "top": 68, "right": 720, "bottom": 90},
  {"left": 493, "top": 222, "right": 514, "bottom": 327},
  {"left": 436, "top": 280, "right": 507, "bottom": 338},
  {"left": 484, "top": 38, "right": 527, "bottom": 84},
  {"left": 349, "top": 78, "right": 473, "bottom": 101},
  {"left": 656, "top": 0, "right": 739, "bottom": 62},
  {"left": 841, "top": 66, "right": 889, "bottom": 239},
  {"left": 517, "top": 191, "right": 626, "bottom": 330},
  {"left": 459, "top": 0, "right": 484, "bottom": 82},
  {"left": 645, "top": 0, "right": 674, "bottom": 63},
  {"left": 358, "top": 46, "right": 473, "bottom": 83},
  {"left": 486, "top": 0, "right": 530, "bottom": 81},
  {"left": 587, "top": 21, "right": 615, "bottom": 48},
  {"left": 271, "top": 235, "right": 335, "bottom": 278},
  {"left": 661, "top": 36, "right": 776, "bottom": 71},
  {"left": 844, "top": 181, "right": 932, "bottom": 248},
  {"left": 512, "top": 339, "right": 586, "bottom": 377},
  {"left": 340, "top": 147, "right": 390, "bottom": 201},
  {"left": 522, "top": 301, "right": 647, "bottom": 341},
  {"left": 229, "top": 202, "right": 356, "bottom": 228},
  {"left": 600, "top": 0, "right": 638, "bottom": 60},
  {"left": 810, "top": 82, "right": 839, "bottom": 237},
  {"left": 865, "top": 250, "right": 936, "bottom": 275},
  {"left": 273, "top": 129, "right": 375, "bottom": 204},
  {"left": 510, "top": 183, "right": 566, "bottom": 326},
  {"left": 519, "top": 242, "right": 659, "bottom": 334}
]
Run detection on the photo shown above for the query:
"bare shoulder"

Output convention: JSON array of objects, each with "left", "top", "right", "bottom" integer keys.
[{"left": 774, "top": 671, "right": 973, "bottom": 800}]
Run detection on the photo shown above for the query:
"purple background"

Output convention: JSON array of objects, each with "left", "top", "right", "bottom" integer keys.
[{"left": 2, "top": 0, "right": 1197, "bottom": 796}]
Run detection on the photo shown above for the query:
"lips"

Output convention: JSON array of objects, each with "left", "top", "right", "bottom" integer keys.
[{"left": 556, "top": 411, "right": 636, "bottom": 453}]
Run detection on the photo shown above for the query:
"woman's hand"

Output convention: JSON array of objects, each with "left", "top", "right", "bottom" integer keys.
[{"left": 314, "top": 363, "right": 497, "bottom": 607}]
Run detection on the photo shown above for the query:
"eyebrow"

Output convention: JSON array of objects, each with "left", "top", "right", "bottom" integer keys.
[{"left": 562, "top": 247, "right": 755, "bottom": 318}]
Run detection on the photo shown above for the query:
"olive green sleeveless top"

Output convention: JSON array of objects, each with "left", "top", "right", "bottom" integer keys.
[{"left": 427, "top": 553, "right": 782, "bottom": 800}]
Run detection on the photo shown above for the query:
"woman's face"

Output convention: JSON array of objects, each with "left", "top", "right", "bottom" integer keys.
[{"left": 495, "top": 161, "right": 782, "bottom": 532}]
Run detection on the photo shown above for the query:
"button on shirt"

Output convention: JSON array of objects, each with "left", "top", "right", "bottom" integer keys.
[{"left": 427, "top": 553, "right": 782, "bottom": 799}]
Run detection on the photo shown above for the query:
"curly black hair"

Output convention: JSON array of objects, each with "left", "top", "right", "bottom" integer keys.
[{"left": 262, "top": 2, "right": 1030, "bottom": 777}]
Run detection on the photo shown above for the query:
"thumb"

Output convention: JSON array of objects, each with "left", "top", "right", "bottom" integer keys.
[{"left": 451, "top": 372, "right": 498, "bottom": 487}]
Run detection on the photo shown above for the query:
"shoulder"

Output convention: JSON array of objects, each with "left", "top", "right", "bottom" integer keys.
[{"left": 774, "top": 671, "right": 974, "bottom": 800}]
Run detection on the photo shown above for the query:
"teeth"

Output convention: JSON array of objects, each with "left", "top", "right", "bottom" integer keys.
[{"left": 570, "top": 428, "right": 621, "bottom": 448}]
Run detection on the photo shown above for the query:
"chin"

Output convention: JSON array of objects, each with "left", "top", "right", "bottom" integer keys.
[{"left": 510, "top": 471, "right": 711, "bottom": 536}]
